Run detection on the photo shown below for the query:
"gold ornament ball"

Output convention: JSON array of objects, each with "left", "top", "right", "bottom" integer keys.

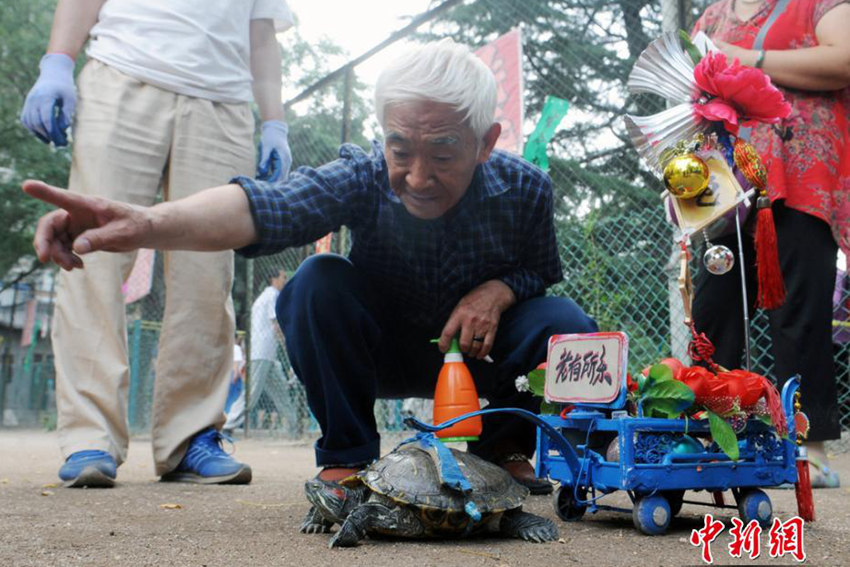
[{"left": 663, "top": 154, "right": 710, "bottom": 199}]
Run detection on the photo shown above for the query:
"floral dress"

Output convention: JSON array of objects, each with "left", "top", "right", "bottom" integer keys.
[{"left": 694, "top": 0, "right": 850, "bottom": 255}]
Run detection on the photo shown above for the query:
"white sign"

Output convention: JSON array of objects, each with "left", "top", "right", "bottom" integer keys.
[{"left": 544, "top": 332, "right": 628, "bottom": 404}]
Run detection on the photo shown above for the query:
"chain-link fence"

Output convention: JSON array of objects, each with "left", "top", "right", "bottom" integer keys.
[
  {"left": 239, "top": 0, "right": 850, "bottom": 448},
  {"left": 2, "top": 0, "right": 848, "bottom": 450}
]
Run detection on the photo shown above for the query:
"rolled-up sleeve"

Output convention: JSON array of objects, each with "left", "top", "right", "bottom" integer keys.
[{"left": 234, "top": 143, "right": 378, "bottom": 258}]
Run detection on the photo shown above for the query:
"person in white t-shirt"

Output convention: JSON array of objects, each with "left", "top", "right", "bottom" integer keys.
[
  {"left": 19, "top": 0, "right": 294, "bottom": 488},
  {"left": 247, "top": 268, "right": 293, "bottom": 430}
]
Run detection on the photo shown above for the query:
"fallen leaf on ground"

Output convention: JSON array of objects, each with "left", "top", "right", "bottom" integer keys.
[
  {"left": 41, "top": 490, "right": 54, "bottom": 496},
  {"left": 159, "top": 503, "right": 182, "bottom": 510},
  {"left": 42, "top": 483, "right": 58, "bottom": 488}
]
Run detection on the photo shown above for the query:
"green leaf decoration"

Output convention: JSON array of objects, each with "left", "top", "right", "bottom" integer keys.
[
  {"left": 679, "top": 30, "right": 703, "bottom": 66},
  {"left": 540, "top": 401, "right": 558, "bottom": 415},
  {"left": 708, "top": 410, "right": 739, "bottom": 461},
  {"left": 527, "top": 369, "right": 546, "bottom": 397},
  {"left": 640, "top": 378, "right": 695, "bottom": 418},
  {"left": 643, "top": 363, "right": 673, "bottom": 392}
]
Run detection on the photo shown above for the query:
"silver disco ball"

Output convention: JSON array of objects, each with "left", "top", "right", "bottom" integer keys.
[{"left": 703, "top": 244, "right": 735, "bottom": 275}]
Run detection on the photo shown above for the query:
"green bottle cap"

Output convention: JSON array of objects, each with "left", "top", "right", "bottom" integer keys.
[{"left": 430, "top": 337, "right": 462, "bottom": 353}]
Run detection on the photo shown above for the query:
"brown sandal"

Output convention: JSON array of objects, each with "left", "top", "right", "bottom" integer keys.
[{"left": 498, "top": 453, "right": 553, "bottom": 495}]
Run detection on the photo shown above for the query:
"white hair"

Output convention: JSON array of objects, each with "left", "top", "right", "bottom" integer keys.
[{"left": 375, "top": 39, "right": 497, "bottom": 141}]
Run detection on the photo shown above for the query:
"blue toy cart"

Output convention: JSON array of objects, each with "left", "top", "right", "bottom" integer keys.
[
  {"left": 534, "top": 375, "right": 800, "bottom": 535},
  {"left": 406, "top": 330, "right": 802, "bottom": 536}
]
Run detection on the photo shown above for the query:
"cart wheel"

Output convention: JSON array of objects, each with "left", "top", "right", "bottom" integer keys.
[
  {"left": 554, "top": 485, "right": 587, "bottom": 522},
  {"left": 662, "top": 490, "right": 685, "bottom": 517},
  {"left": 632, "top": 494, "right": 671, "bottom": 535},
  {"left": 737, "top": 489, "right": 772, "bottom": 527}
]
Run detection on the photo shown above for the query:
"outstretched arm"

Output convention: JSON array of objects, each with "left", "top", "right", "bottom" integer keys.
[{"left": 23, "top": 181, "right": 258, "bottom": 270}]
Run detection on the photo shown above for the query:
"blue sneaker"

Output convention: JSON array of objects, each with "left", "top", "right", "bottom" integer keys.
[
  {"left": 58, "top": 450, "right": 117, "bottom": 488},
  {"left": 160, "top": 428, "right": 252, "bottom": 484}
]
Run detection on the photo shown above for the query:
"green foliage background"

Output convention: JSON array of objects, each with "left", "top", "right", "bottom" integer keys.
[{"left": 0, "top": 0, "right": 70, "bottom": 281}]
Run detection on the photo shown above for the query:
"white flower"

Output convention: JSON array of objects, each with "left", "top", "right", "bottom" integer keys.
[{"left": 515, "top": 375, "right": 530, "bottom": 392}]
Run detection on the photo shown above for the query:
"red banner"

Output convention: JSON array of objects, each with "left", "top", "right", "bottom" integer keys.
[{"left": 475, "top": 28, "right": 524, "bottom": 155}]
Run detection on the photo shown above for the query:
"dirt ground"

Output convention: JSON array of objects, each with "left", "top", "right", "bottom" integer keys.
[{"left": 1, "top": 429, "right": 849, "bottom": 567}]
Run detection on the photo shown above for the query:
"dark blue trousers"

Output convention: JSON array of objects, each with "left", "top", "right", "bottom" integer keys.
[{"left": 278, "top": 254, "right": 598, "bottom": 467}]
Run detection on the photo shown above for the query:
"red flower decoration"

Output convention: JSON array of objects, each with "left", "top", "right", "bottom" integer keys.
[
  {"left": 676, "top": 366, "right": 713, "bottom": 399},
  {"left": 717, "top": 369, "right": 765, "bottom": 409},
  {"left": 692, "top": 51, "right": 791, "bottom": 135},
  {"left": 675, "top": 366, "right": 787, "bottom": 435}
]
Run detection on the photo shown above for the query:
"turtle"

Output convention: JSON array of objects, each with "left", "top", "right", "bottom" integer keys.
[{"left": 303, "top": 443, "right": 558, "bottom": 548}]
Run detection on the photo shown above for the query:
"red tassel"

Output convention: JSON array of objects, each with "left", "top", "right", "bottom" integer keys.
[
  {"left": 760, "top": 375, "right": 787, "bottom": 437},
  {"left": 795, "top": 457, "right": 816, "bottom": 522},
  {"left": 755, "top": 197, "right": 785, "bottom": 309}
]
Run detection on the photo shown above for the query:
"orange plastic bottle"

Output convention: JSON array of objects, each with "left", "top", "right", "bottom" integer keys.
[{"left": 432, "top": 338, "right": 482, "bottom": 442}]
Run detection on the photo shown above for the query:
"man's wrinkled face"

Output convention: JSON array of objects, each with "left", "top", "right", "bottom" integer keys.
[{"left": 384, "top": 100, "right": 491, "bottom": 220}]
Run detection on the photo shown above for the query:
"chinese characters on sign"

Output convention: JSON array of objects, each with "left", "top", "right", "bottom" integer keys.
[
  {"left": 554, "top": 345, "right": 613, "bottom": 386},
  {"left": 690, "top": 514, "right": 806, "bottom": 563},
  {"left": 544, "top": 332, "right": 626, "bottom": 405}
]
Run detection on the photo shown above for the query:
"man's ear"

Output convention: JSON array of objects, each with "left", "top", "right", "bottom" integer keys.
[{"left": 476, "top": 123, "right": 502, "bottom": 164}]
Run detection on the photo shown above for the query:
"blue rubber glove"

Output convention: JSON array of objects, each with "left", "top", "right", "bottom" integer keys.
[
  {"left": 256, "top": 120, "right": 292, "bottom": 182},
  {"left": 20, "top": 53, "right": 76, "bottom": 146}
]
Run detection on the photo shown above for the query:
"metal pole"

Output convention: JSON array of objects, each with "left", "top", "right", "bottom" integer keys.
[
  {"left": 244, "top": 259, "right": 254, "bottom": 437},
  {"left": 341, "top": 66, "right": 353, "bottom": 145},
  {"left": 338, "top": 67, "right": 355, "bottom": 255},
  {"left": 0, "top": 285, "right": 20, "bottom": 426},
  {"left": 128, "top": 318, "right": 142, "bottom": 429},
  {"left": 677, "top": 0, "right": 690, "bottom": 31},
  {"left": 0, "top": 344, "right": 7, "bottom": 427},
  {"left": 734, "top": 210, "right": 752, "bottom": 371}
]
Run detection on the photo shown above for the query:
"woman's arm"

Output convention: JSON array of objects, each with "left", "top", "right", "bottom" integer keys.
[{"left": 717, "top": 3, "right": 850, "bottom": 91}]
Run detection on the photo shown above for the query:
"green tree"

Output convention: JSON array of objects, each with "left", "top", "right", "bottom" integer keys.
[
  {"left": 0, "top": 0, "right": 70, "bottom": 282},
  {"left": 279, "top": 26, "right": 373, "bottom": 167}
]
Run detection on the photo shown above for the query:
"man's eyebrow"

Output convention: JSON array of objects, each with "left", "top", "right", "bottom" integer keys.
[
  {"left": 430, "top": 136, "right": 459, "bottom": 146},
  {"left": 385, "top": 132, "right": 408, "bottom": 144}
]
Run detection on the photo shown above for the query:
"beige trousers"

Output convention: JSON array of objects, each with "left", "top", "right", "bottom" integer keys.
[{"left": 52, "top": 60, "right": 255, "bottom": 475}]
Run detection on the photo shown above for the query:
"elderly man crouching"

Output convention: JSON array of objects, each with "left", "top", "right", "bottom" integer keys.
[{"left": 24, "top": 39, "right": 597, "bottom": 521}]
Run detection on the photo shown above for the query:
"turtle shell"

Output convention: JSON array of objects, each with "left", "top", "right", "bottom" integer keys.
[{"left": 355, "top": 444, "right": 528, "bottom": 514}]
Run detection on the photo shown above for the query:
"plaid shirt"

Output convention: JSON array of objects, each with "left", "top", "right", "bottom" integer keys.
[{"left": 234, "top": 141, "right": 563, "bottom": 329}]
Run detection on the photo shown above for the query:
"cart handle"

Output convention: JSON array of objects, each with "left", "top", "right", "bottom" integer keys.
[
  {"left": 780, "top": 374, "right": 801, "bottom": 439},
  {"left": 404, "top": 407, "right": 582, "bottom": 480}
]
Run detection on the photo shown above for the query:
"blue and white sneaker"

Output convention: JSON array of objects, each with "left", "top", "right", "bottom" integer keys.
[
  {"left": 160, "top": 428, "right": 252, "bottom": 484},
  {"left": 58, "top": 450, "right": 117, "bottom": 488}
]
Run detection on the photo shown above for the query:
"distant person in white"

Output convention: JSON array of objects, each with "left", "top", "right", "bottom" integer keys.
[{"left": 246, "top": 268, "right": 292, "bottom": 428}]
